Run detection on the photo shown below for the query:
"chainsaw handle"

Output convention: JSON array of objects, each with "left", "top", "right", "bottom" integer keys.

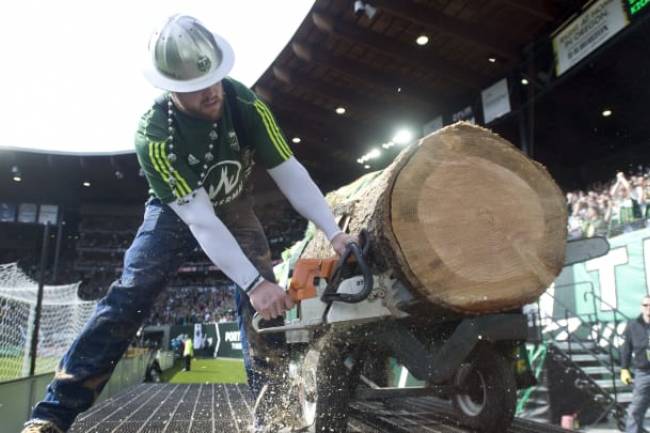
[
  {"left": 321, "top": 230, "right": 373, "bottom": 304},
  {"left": 252, "top": 313, "right": 287, "bottom": 334},
  {"left": 252, "top": 313, "right": 262, "bottom": 332}
]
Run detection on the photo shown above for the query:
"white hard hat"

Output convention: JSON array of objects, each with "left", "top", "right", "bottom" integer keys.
[{"left": 143, "top": 14, "right": 235, "bottom": 92}]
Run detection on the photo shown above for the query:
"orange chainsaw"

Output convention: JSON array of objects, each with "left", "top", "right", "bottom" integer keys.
[{"left": 252, "top": 230, "right": 408, "bottom": 336}]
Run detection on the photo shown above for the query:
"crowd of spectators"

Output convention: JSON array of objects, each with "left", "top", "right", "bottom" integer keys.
[
  {"left": 145, "top": 284, "right": 237, "bottom": 326},
  {"left": 567, "top": 169, "right": 650, "bottom": 239}
]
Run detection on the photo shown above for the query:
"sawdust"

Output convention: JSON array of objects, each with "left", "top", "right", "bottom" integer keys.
[
  {"left": 247, "top": 353, "right": 351, "bottom": 432},
  {"left": 249, "top": 370, "right": 307, "bottom": 433}
]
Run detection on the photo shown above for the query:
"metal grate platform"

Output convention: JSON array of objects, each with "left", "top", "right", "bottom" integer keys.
[
  {"left": 70, "top": 383, "right": 254, "bottom": 433},
  {"left": 69, "top": 384, "right": 571, "bottom": 433},
  {"left": 349, "top": 397, "right": 572, "bottom": 433}
]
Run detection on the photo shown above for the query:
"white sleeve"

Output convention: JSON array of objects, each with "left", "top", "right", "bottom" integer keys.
[
  {"left": 168, "top": 189, "right": 264, "bottom": 294},
  {"left": 267, "top": 157, "right": 342, "bottom": 241}
]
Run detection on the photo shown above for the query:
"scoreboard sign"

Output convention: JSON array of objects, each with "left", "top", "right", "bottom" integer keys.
[{"left": 553, "top": 0, "right": 629, "bottom": 76}]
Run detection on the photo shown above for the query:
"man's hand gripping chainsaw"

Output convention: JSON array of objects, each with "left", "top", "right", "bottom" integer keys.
[{"left": 252, "top": 230, "right": 377, "bottom": 334}]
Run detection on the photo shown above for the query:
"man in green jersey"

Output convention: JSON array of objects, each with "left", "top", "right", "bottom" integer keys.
[{"left": 24, "top": 14, "right": 354, "bottom": 433}]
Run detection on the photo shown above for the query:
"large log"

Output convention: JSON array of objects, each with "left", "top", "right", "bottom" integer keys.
[{"left": 302, "top": 122, "right": 567, "bottom": 314}]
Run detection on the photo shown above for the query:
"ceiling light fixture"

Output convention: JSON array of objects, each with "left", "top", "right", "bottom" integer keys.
[
  {"left": 13, "top": 176, "right": 21, "bottom": 182},
  {"left": 335, "top": 107, "right": 346, "bottom": 115},
  {"left": 416, "top": 35, "right": 429, "bottom": 46}
]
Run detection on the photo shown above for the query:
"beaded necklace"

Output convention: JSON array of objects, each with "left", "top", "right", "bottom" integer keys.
[{"left": 165, "top": 96, "right": 219, "bottom": 189}]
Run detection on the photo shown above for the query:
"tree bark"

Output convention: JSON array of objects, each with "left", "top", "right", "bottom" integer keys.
[{"left": 302, "top": 122, "right": 567, "bottom": 314}]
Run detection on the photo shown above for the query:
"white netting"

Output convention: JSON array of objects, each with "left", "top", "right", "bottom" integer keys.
[{"left": 0, "top": 262, "right": 97, "bottom": 381}]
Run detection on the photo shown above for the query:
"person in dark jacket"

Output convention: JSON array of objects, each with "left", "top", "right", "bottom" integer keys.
[{"left": 621, "top": 295, "right": 650, "bottom": 433}]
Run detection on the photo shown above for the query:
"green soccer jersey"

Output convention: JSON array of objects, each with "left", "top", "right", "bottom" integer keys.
[{"left": 135, "top": 77, "right": 293, "bottom": 207}]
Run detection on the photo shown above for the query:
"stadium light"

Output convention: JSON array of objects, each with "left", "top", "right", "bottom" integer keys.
[
  {"left": 83, "top": 181, "right": 91, "bottom": 187},
  {"left": 335, "top": 106, "right": 346, "bottom": 115},
  {"left": 367, "top": 148, "right": 381, "bottom": 159},
  {"left": 292, "top": 137, "right": 301, "bottom": 144},
  {"left": 393, "top": 129, "right": 414, "bottom": 145},
  {"left": 416, "top": 35, "right": 429, "bottom": 46},
  {"left": 602, "top": 109, "right": 613, "bottom": 117}
]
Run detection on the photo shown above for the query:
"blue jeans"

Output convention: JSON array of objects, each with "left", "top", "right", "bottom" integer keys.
[
  {"left": 626, "top": 370, "right": 650, "bottom": 433},
  {"left": 30, "top": 198, "right": 287, "bottom": 431}
]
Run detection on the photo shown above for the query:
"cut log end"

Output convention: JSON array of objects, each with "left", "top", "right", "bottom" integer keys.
[
  {"left": 388, "top": 122, "right": 567, "bottom": 313},
  {"left": 301, "top": 122, "right": 567, "bottom": 315}
]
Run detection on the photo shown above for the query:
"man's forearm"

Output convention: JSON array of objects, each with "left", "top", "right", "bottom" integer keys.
[{"left": 168, "top": 188, "right": 264, "bottom": 294}]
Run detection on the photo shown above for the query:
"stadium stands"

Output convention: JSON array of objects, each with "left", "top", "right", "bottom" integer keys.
[{"left": 567, "top": 168, "right": 650, "bottom": 239}]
